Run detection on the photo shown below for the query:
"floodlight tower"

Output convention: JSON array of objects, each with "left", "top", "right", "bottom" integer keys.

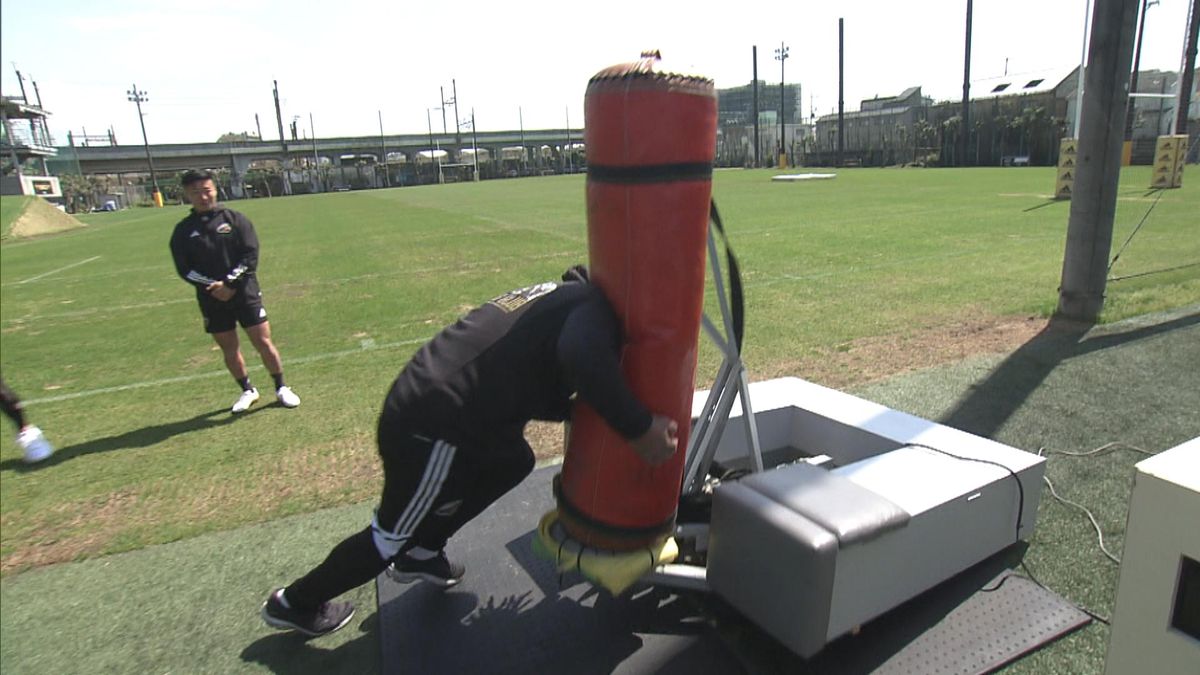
[
  {"left": 126, "top": 84, "right": 161, "bottom": 207},
  {"left": 775, "top": 42, "right": 789, "bottom": 168}
]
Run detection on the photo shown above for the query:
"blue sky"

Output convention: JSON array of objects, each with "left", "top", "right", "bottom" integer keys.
[{"left": 1, "top": 0, "right": 1192, "bottom": 145}]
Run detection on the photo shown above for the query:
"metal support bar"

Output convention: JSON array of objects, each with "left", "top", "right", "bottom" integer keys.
[{"left": 681, "top": 214, "right": 761, "bottom": 496}]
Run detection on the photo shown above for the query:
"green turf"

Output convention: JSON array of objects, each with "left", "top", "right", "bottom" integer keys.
[
  {"left": 0, "top": 501, "right": 379, "bottom": 675},
  {"left": 1, "top": 167, "right": 1196, "bottom": 575},
  {"left": 854, "top": 304, "right": 1200, "bottom": 674},
  {"left": 0, "top": 306, "right": 1194, "bottom": 674}
]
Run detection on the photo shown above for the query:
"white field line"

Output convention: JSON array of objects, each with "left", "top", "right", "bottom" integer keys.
[
  {"left": 2, "top": 263, "right": 165, "bottom": 288},
  {"left": 17, "top": 256, "right": 101, "bottom": 285},
  {"left": 23, "top": 336, "right": 429, "bottom": 406},
  {"left": 2, "top": 251, "right": 580, "bottom": 325},
  {"left": 470, "top": 215, "right": 585, "bottom": 244},
  {"left": 4, "top": 298, "right": 194, "bottom": 323}
]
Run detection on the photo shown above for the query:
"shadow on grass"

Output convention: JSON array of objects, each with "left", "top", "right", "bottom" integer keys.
[
  {"left": 1022, "top": 199, "right": 1065, "bottom": 213},
  {"left": 241, "top": 610, "right": 380, "bottom": 674},
  {"left": 940, "top": 311, "right": 1200, "bottom": 438},
  {"left": 2, "top": 406, "right": 267, "bottom": 471}
]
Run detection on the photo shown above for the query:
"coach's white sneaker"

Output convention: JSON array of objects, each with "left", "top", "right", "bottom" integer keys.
[
  {"left": 232, "top": 388, "right": 260, "bottom": 414},
  {"left": 275, "top": 386, "right": 300, "bottom": 409},
  {"left": 17, "top": 426, "right": 54, "bottom": 464}
]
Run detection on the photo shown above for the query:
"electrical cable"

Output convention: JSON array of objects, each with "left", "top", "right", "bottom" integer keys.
[
  {"left": 1036, "top": 442, "right": 1157, "bottom": 566},
  {"left": 1107, "top": 189, "right": 1163, "bottom": 275},
  {"left": 901, "top": 440, "right": 1153, "bottom": 628},
  {"left": 1041, "top": 474, "right": 1121, "bottom": 565},
  {"left": 1109, "top": 261, "right": 1200, "bottom": 282},
  {"left": 1103, "top": 190, "right": 1197, "bottom": 283},
  {"left": 1019, "top": 558, "right": 1111, "bottom": 626},
  {"left": 901, "top": 442, "right": 1025, "bottom": 542}
]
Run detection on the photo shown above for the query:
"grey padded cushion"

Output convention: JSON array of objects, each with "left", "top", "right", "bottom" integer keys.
[{"left": 741, "top": 462, "right": 911, "bottom": 546}]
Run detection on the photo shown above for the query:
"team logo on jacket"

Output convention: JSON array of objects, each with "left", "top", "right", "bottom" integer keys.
[
  {"left": 489, "top": 282, "right": 557, "bottom": 312},
  {"left": 215, "top": 223, "right": 232, "bottom": 234}
]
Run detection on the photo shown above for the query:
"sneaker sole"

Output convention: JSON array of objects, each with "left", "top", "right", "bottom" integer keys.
[
  {"left": 23, "top": 448, "right": 54, "bottom": 463},
  {"left": 260, "top": 603, "right": 355, "bottom": 637},
  {"left": 386, "top": 568, "right": 461, "bottom": 589}
]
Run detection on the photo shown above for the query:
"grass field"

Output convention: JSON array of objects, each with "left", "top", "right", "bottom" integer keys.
[
  {"left": 0, "top": 195, "right": 32, "bottom": 237},
  {"left": 0, "top": 166, "right": 1196, "bottom": 577},
  {"left": 0, "top": 166, "right": 1197, "bottom": 674}
]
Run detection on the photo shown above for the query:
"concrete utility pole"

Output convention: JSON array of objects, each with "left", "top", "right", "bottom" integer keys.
[
  {"left": 272, "top": 80, "right": 292, "bottom": 195},
  {"left": 753, "top": 46, "right": 760, "bottom": 168},
  {"left": 775, "top": 42, "right": 789, "bottom": 168},
  {"left": 960, "top": 0, "right": 973, "bottom": 167},
  {"left": 1057, "top": 0, "right": 1140, "bottom": 322},
  {"left": 126, "top": 84, "right": 161, "bottom": 206},
  {"left": 310, "top": 113, "right": 320, "bottom": 192},
  {"left": 451, "top": 80, "right": 462, "bottom": 145},
  {"left": 1173, "top": 0, "right": 1199, "bottom": 135},
  {"left": 471, "top": 108, "right": 479, "bottom": 181},
  {"left": 837, "top": 18, "right": 845, "bottom": 167},
  {"left": 379, "top": 110, "right": 390, "bottom": 188},
  {"left": 440, "top": 86, "right": 449, "bottom": 134}
]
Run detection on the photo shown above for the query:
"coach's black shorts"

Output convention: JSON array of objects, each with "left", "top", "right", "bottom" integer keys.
[{"left": 197, "top": 278, "right": 268, "bottom": 334}]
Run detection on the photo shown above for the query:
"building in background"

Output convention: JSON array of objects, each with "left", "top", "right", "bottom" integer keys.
[
  {"left": 1, "top": 96, "right": 56, "bottom": 178},
  {"left": 716, "top": 82, "right": 811, "bottom": 167}
]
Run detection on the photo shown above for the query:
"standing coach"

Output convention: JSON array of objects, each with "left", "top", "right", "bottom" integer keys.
[{"left": 169, "top": 170, "right": 300, "bottom": 413}]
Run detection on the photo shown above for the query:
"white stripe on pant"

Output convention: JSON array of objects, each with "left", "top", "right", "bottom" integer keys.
[{"left": 371, "top": 439, "right": 457, "bottom": 559}]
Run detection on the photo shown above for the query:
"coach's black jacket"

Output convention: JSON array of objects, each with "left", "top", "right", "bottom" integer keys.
[
  {"left": 169, "top": 205, "right": 259, "bottom": 296},
  {"left": 383, "top": 277, "right": 652, "bottom": 446}
]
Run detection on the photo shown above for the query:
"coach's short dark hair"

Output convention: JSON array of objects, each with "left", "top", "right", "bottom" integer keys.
[{"left": 181, "top": 169, "right": 216, "bottom": 187}]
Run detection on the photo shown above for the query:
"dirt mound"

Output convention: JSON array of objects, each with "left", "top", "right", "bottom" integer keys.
[{"left": 7, "top": 197, "right": 87, "bottom": 238}]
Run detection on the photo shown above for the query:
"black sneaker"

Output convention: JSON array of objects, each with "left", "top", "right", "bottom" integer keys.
[
  {"left": 386, "top": 550, "right": 465, "bottom": 588},
  {"left": 260, "top": 588, "right": 355, "bottom": 637}
]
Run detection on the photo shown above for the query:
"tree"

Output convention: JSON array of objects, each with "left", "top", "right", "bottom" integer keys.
[
  {"left": 59, "top": 173, "right": 102, "bottom": 213},
  {"left": 941, "top": 115, "right": 962, "bottom": 166},
  {"left": 217, "top": 132, "right": 260, "bottom": 144}
]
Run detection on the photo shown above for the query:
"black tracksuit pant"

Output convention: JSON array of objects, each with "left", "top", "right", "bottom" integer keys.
[{"left": 284, "top": 412, "right": 535, "bottom": 609}]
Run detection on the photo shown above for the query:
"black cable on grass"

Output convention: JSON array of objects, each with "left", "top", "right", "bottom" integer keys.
[
  {"left": 1107, "top": 189, "right": 1164, "bottom": 275},
  {"left": 1109, "top": 261, "right": 1200, "bottom": 282}
]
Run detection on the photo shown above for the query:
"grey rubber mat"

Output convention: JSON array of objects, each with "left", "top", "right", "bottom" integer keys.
[
  {"left": 376, "top": 465, "right": 745, "bottom": 675},
  {"left": 717, "top": 557, "right": 1092, "bottom": 674},
  {"left": 378, "top": 467, "right": 1090, "bottom": 674},
  {"left": 871, "top": 572, "right": 1091, "bottom": 675}
]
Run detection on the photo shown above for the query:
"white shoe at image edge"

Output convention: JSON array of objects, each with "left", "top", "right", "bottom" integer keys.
[{"left": 18, "top": 426, "right": 54, "bottom": 463}]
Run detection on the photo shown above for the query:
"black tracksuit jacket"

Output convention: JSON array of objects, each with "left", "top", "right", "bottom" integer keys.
[
  {"left": 383, "top": 278, "right": 652, "bottom": 446},
  {"left": 169, "top": 205, "right": 259, "bottom": 296}
]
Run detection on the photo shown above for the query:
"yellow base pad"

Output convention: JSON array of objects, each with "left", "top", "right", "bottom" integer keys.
[{"left": 532, "top": 509, "right": 678, "bottom": 595}]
